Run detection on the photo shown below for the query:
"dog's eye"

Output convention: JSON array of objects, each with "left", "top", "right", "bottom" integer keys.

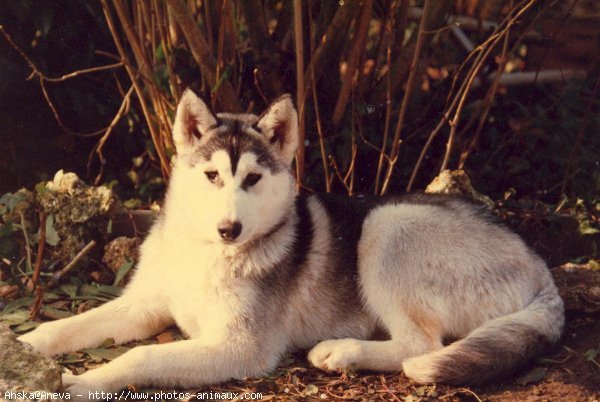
[
  {"left": 205, "top": 171, "right": 219, "bottom": 183},
  {"left": 243, "top": 173, "right": 262, "bottom": 188}
]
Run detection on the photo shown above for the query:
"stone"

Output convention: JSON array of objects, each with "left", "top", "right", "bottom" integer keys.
[
  {"left": 425, "top": 169, "right": 494, "bottom": 208},
  {"left": 0, "top": 324, "right": 63, "bottom": 401}
]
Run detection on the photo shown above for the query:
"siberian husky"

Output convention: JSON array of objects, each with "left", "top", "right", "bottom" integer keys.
[{"left": 19, "top": 90, "right": 564, "bottom": 398}]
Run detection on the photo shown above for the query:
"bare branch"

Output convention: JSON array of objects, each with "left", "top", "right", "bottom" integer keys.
[
  {"left": 332, "top": 0, "right": 374, "bottom": 127},
  {"left": 239, "top": 0, "right": 284, "bottom": 100},
  {"left": 303, "top": 0, "right": 360, "bottom": 97},
  {"left": 294, "top": 0, "right": 306, "bottom": 186},
  {"left": 166, "top": 0, "right": 242, "bottom": 111}
]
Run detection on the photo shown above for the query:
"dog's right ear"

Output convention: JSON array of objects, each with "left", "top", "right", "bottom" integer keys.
[{"left": 173, "top": 89, "right": 218, "bottom": 152}]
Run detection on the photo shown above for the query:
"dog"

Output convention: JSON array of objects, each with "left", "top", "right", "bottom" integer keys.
[{"left": 19, "top": 90, "right": 564, "bottom": 398}]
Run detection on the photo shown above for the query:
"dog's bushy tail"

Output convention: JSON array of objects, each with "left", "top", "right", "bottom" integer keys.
[{"left": 402, "top": 284, "right": 564, "bottom": 385}]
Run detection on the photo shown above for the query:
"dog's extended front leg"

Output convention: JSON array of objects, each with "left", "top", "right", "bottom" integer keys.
[
  {"left": 64, "top": 338, "right": 280, "bottom": 400},
  {"left": 18, "top": 293, "right": 172, "bottom": 357}
]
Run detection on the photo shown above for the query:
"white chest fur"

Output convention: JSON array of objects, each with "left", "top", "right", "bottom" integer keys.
[{"left": 137, "top": 227, "right": 257, "bottom": 343}]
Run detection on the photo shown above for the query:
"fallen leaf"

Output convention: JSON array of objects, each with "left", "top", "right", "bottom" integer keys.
[
  {"left": 1, "top": 297, "right": 33, "bottom": 315},
  {"left": 59, "top": 352, "right": 85, "bottom": 364},
  {"left": 13, "top": 320, "right": 40, "bottom": 333},
  {"left": 113, "top": 260, "right": 134, "bottom": 286},
  {"left": 83, "top": 346, "right": 129, "bottom": 362},
  {"left": 303, "top": 384, "right": 319, "bottom": 396},
  {"left": 0, "top": 309, "right": 30, "bottom": 326},
  {"left": 41, "top": 306, "right": 73, "bottom": 320}
]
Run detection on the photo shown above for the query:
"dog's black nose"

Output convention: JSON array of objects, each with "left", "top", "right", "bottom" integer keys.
[{"left": 217, "top": 221, "right": 242, "bottom": 241}]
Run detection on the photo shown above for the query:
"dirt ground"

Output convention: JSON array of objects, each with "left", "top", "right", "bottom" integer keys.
[
  {"left": 58, "top": 300, "right": 598, "bottom": 402},
  {"left": 172, "top": 313, "right": 599, "bottom": 401}
]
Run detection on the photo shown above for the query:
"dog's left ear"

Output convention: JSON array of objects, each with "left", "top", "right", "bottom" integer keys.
[
  {"left": 172, "top": 89, "right": 218, "bottom": 153},
  {"left": 256, "top": 94, "right": 298, "bottom": 165}
]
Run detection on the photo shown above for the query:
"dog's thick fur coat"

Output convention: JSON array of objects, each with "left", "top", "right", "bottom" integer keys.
[{"left": 19, "top": 91, "right": 564, "bottom": 397}]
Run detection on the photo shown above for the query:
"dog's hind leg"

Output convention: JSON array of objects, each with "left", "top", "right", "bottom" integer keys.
[
  {"left": 308, "top": 314, "right": 442, "bottom": 372},
  {"left": 308, "top": 204, "right": 447, "bottom": 373},
  {"left": 18, "top": 291, "right": 172, "bottom": 357}
]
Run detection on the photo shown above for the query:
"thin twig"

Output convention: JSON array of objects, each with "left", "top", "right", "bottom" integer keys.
[
  {"left": 239, "top": 0, "right": 284, "bottom": 99},
  {"left": 19, "top": 212, "right": 32, "bottom": 273},
  {"left": 48, "top": 240, "right": 97, "bottom": 288},
  {"left": 166, "top": 0, "right": 242, "bottom": 111},
  {"left": 32, "top": 212, "right": 47, "bottom": 285},
  {"left": 440, "top": 387, "right": 484, "bottom": 402},
  {"left": 0, "top": 25, "right": 123, "bottom": 84},
  {"left": 101, "top": 0, "right": 171, "bottom": 177},
  {"left": 307, "top": 2, "right": 330, "bottom": 193},
  {"left": 459, "top": 12, "right": 513, "bottom": 169},
  {"left": 440, "top": 0, "right": 536, "bottom": 172},
  {"left": 93, "top": 85, "right": 135, "bottom": 185},
  {"left": 380, "top": 0, "right": 433, "bottom": 195},
  {"left": 379, "top": 375, "right": 402, "bottom": 402},
  {"left": 293, "top": 0, "right": 306, "bottom": 187},
  {"left": 332, "top": 0, "right": 373, "bottom": 127},
  {"left": 0, "top": 25, "right": 127, "bottom": 138},
  {"left": 303, "top": 0, "right": 359, "bottom": 100},
  {"left": 407, "top": 0, "right": 537, "bottom": 191},
  {"left": 374, "top": 22, "right": 394, "bottom": 194}
]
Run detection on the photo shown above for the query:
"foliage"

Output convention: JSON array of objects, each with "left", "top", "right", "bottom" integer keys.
[{"left": 1, "top": 0, "right": 598, "bottom": 203}]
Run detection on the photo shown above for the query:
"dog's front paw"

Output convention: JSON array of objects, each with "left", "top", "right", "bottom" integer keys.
[
  {"left": 308, "top": 339, "right": 362, "bottom": 372},
  {"left": 18, "top": 326, "right": 58, "bottom": 357},
  {"left": 63, "top": 372, "right": 119, "bottom": 402}
]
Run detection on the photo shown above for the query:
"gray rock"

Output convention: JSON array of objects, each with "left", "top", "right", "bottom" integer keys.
[{"left": 0, "top": 324, "right": 63, "bottom": 401}]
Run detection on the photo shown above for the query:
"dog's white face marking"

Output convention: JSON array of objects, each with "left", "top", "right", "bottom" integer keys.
[
  {"left": 168, "top": 90, "right": 298, "bottom": 246},
  {"left": 189, "top": 150, "right": 291, "bottom": 244}
]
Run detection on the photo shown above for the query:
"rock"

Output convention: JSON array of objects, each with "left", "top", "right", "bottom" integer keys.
[
  {"left": 0, "top": 325, "right": 63, "bottom": 401},
  {"left": 551, "top": 261, "right": 600, "bottom": 314},
  {"left": 38, "top": 170, "right": 116, "bottom": 264},
  {"left": 425, "top": 169, "right": 494, "bottom": 208},
  {"left": 102, "top": 236, "right": 141, "bottom": 274}
]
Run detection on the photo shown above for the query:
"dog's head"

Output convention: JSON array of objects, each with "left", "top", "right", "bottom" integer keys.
[{"left": 168, "top": 89, "right": 298, "bottom": 245}]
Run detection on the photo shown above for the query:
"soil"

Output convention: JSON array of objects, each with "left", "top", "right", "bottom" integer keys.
[
  {"left": 183, "top": 313, "right": 598, "bottom": 401},
  {"left": 59, "top": 305, "right": 599, "bottom": 401}
]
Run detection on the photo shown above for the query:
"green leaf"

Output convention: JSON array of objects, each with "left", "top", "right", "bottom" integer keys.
[
  {"left": 303, "top": 384, "right": 319, "bottom": 396},
  {"left": 0, "top": 192, "right": 27, "bottom": 214},
  {"left": 44, "top": 214, "right": 60, "bottom": 246},
  {"left": 35, "top": 181, "right": 48, "bottom": 195},
  {"left": 113, "top": 260, "right": 134, "bottom": 286},
  {"left": 211, "top": 64, "right": 232, "bottom": 93},
  {"left": 584, "top": 349, "right": 598, "bottom": 361},
  {"left": 579, "top": 220, "right": 599, "bottom": 235},
  {"left": 58, "top": 352, "right": 85, "bottom": 364},
  {"left": 0, "top": 222, "right": 13, "bottom": 237},
  {"left": 41, "top": 306, "right": 73, "bottom": 319},
  {"left": 13, "top": 320, "right": 40, "bottom": 333},
  {"left": 82, "top": 346, "right": 129, "bottom": 362},
  {"left": 123, "top": 198, "right": 142, "bottom": 209},
  {"left": 588, "top": 260, "right": 600, "bottom": 270},
  {"left": 96, "top": 285, "right": 123, "bottom": 298},
  {"left": 59, "top": 283, "right": 78, "bottom": 298},
  {"left": 0, "top": 310, "right": 30, "bottom": 326},
  {"left": 1, "top": 297, "right": 33, "bottom": 315},
  {"left": 80, "top": 284, "right": 122, "bottom": 301}
]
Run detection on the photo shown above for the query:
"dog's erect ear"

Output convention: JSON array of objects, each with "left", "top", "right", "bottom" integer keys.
[
  {"left": 173, "top": 89, "right": 218, "bottom": 152},
  {"left": 256, "top": 94, "right": 298, "bottom": 165}
]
